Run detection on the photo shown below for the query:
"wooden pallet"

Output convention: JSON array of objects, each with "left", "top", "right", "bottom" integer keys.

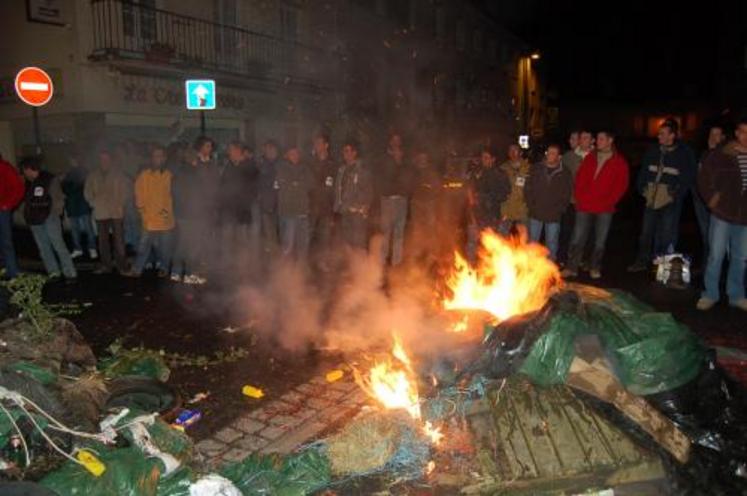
[{"left": 434, "top": 378, "right": 666, "bottom": 495}]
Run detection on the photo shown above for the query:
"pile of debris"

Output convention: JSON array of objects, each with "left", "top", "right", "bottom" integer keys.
[{"left": 1, "top": 271, "right": 746, "bottom": 495}]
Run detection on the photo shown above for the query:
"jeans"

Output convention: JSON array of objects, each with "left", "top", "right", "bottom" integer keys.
[
  {"left": 528, "top": 218, "right": 561, "bottom": 261},
  {"left": 172, "top": 220, "right": 204, "bottom": 276},
  {"left": 702, "top": 216, "right": 747, "bottom": 303},
  {"left": 566, "top": 211, "right": 613, "bottom": 272},
  {"left": 558, "top": 205, "right": 575, "bottom": 263},
  {"left": 0, "top": 210, "right": 19, "bottom": 278},
  {"left": 380, "top": 196, "right": 408, "bottom": 266},
  {"left": 30, "top": 216, "right": 77, "bottom": 278},
  {"left": 123, "top": 198, "right": 140, "bottom": 249},
  {"left": 261, "top": 211, "right": 279, "bottom": 255},
  {"left": 69, "top": 214, "right": 96, "bottom": 252},
  {"left": 408, "top": 201, "right": 439, "bottom": 262},
  {"left": 340, "top": 213, "right": 368, "bottom": 250},
  {"left": 498, "top": 219, "right": 525, "bottom": 237},
  {"left": 280, "top": 215, "right": 310, "bottom": 259},
  {"left": 133, "top": 229, "right": 174, "bottom": 274},
  {"left": 97, "top": 219, "right": 127, "bottom": 272},
  {"left": 693, "top": 192, "right": 710, "bottom": 262},
  {"left": 635, "top": 204, "right": 677, "bottom": 263},
  {"left": 311, "top": 214, "right": 335, "bottom": 258}
]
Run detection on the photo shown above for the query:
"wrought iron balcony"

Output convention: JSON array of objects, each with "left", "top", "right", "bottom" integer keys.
[{"left": 89, "top": 0, "right": 334, "bottom": 88}]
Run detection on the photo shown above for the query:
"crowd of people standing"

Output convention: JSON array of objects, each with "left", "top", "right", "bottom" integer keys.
[{"left": 0, "top": 116, "right": 745, "bottom": 311}]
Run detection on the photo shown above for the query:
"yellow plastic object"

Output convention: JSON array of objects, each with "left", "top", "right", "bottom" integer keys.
[
  {"left": 326, "top": 370, "right": 344, "bottom": 383},
  {"left": 242, "top": 385, "right": 265, "bottom": 399},
  {"left": 77, "top": 450, "right": 106, "bottom": 477}
]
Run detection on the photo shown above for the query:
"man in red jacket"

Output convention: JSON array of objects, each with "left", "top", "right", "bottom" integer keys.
[
  {"left": 561, "top": 130, "right": 629, "bottom": 279},
  {"left": 0, "top": 154, "right": 25, "bottom": 279}
]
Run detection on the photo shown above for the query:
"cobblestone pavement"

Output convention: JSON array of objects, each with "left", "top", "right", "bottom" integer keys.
[{"left": 194, "top": 369, "right": 370, "bottom": 467}]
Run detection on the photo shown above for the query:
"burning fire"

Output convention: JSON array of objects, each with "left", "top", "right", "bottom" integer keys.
[
  {"left": 355, "top": 333, "right": 443, "bottom": 445},
  {"left": 444, "top": 228, "right": 561, "bottom": 322},
  {"left": 451, "top": 314, "right": 469, "bottom": 333}
]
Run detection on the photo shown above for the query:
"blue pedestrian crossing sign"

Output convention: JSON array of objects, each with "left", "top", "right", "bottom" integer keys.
[{"left": 185, "top": 79, "right": 216, "bottom": 110}]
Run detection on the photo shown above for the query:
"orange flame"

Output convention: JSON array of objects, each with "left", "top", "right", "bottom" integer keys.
[
  {"left": 424, "top": 421, "right": 444, "bottom": 444},
  {"left": 451, "top": 314, "right": 469, "bottom": 333},
  {"left": 356, "top": 333, "right": 443, "bottom": 445},
  {"left": 444, "top": 228, "right": 560, "bottom": 322}
]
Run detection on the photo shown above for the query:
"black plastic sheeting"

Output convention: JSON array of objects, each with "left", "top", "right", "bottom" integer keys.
[{"left": 469, "top": 290, "right": 747, "bottom": 495}]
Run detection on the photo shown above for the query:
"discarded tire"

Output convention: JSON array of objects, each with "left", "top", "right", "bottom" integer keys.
[{"left": 105, "top": 376, "right": 182, "bottom": 421}]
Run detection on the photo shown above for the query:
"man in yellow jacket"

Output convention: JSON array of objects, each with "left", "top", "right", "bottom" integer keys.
[{"left": 127, "top": 145, "right": 175, "bottom": 277}]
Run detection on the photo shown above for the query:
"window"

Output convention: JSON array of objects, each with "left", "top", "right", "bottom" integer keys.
[
  {"left": 455, "top": 20, "right": 466, "bottom": 51},
  {"left": 280, "top": 6, "right": 299, "bottom": 40},
  {"left": 473, "top": 30, "right": 482, "bottom": 54},
  {"left": 434, "top": 5, "right": 445, "bottom": 40},
  {"left": 387, "top": 0, "right": 409, "bottom": 27},
  {"left": 456, "top": 77, "right": 466, "bottom": 108},
  {"left": 214, "top": 0, "right": 238, "bottom": 55},
  {"left": 488, "top": 39, "right": 497, "bottom": 62},
  {"left": 375, "top": 0, "right": 386, "bottom": 17},
  {"left": 123, "top": 0, "right": 157, "bottom": 41},
  {"left": 353, "top": 0, "right": 375, "bottom": 8}
]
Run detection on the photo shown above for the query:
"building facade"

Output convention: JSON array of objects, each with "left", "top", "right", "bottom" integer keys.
[{"left": 0, "top": 0, "right": 535, "bottom": 169}]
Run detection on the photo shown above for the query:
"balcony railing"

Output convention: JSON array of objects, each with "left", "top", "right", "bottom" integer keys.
[{"left": 89, "top": 0, "right": 335, "bottom": 87}]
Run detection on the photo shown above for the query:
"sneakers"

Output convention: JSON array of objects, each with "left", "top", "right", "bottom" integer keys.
[
  {"left": 627, "top": 261, "right": 648, "bottom": 273},
  {"left": 121, "top": 269, "right": 141, "bottom": 278},
  {"left": 589, "top": 269, "right": 602, "bottom": 280},
  {"left": 730, "top": 299, "right": 747, "bottom": 312},
  {"left": 93, "top": 266, "right": 112, "bottom": 275},
  {"left": 170, "top": 273, "right": 182, "bottom": 283},
  {"left": 70, "top": 250, "right": 83, "bottom": 259},
  {"left": 48, "top": 272, "right": 62, "bottom": 280},
  {"left": 183, "top": 274, "right": 207, "bottom": 285},
  {"left": 89, "top": 249, "right": 99, "bottom": 260},
  {"left": 696, "top": 297, "right": 717, "bottom": 311},
  {"left": 560, "top": 268, "right": 578, "bottom": 278}
]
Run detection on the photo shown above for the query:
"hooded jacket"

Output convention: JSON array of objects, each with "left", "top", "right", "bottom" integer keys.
[{"left": 24, "top": 171, "right": 65, "bottom": 225}]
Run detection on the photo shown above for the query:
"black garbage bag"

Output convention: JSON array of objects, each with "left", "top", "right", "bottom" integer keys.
[
  {"left": 575, "top": 386, "right": 747, "bottom": 496},
  {"left": 644, "top": 350, "right": 747, "bottom": 487},
  {"left": 462, "top": 290, "right": 577, "bottom": 379}
]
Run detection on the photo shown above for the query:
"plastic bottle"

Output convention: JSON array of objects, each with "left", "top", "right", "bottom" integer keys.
[
  {"left": 326, "top": 370, "right": 344, "bottom": 382},
  {"left": 77, "top": 449, "right": 106, "bottom": 477},
  {"left": 242, "top": 385, "right": 264, "bottom": 399}
]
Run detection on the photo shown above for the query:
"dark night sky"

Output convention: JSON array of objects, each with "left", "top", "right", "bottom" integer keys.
[{"left": 489, "top": 0, "right": 744, "bottom": 105}]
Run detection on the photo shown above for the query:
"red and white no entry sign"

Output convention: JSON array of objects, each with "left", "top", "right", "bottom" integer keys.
[{"left": 14, "top": 67, "right": 54, "bottom": 107}]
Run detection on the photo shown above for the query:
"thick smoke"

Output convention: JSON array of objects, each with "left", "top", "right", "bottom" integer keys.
[{"left": 199, "top": 232, "right": 457, "bottom": 359}]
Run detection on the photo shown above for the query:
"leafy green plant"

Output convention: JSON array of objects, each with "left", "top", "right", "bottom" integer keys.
[
  {"left": 106, "top": 337, "right": 249, "bottom": 369},
  {"left": 0, "top": 273, "right": 83, "bottom": 341}
]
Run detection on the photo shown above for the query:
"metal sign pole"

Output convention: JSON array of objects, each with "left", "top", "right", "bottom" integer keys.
[
  {"left": 32, "top": 106, "right": 41, "bottom": 154},
  {"left": 200, "top": 110, "right": 206, "bottom": 136}
]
